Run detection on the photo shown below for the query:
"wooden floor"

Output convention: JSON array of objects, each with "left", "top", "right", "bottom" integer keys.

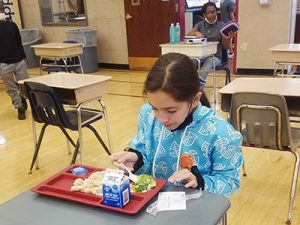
[{"left": 0, "top": 68, "right": 299, "bottom": 225}]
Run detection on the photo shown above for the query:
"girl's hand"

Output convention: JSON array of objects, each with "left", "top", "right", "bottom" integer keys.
[
  {"left": 110, "top": 151, "right": 138, "bottom": 171},
  {"left": 222, "top": 31, "right": 235, "bottom": 39},
  {"left": 194, "top": 31, "right": 204, "bottom": 38},
  {"left": 168, "top": 169, "right": 198, "bottom": 188}
]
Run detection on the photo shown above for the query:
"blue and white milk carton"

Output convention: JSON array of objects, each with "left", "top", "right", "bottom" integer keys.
[{"left": 102, "top": 169, "right": 131, "bottom": 208}]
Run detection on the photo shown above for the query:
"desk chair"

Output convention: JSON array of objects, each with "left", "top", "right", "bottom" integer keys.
[
  {"left": 229, "top": 92, "right": 300, "bottom": 225},
  {"left": 24, "top": 81, "right": 111, "bottom": 174},
  {"left": 193, "top": 48, "right": 231, "bottom": 86},
  {"left": 41, "top": 40, "right": 83, "bottom": 74}
]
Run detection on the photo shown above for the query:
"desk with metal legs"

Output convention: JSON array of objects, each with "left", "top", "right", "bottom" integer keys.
[
  {"left": 219, "top": 78, "right": 300, "bottom": 117},
  {"left": 160, "top": 42, "right": 218, "bottom": 108},
  {"left": 19, "top": 72, "right": 113, "bottom": 165},
  {"left": 269, "top": 44, "right": 300, "bottom": 77},
  {"left": 32, "top": 42, "right": 84, "bottom": 75}
]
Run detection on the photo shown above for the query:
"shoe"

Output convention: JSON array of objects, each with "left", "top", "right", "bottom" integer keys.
[
  {"left": 21, "top": 97, "right": 28, "bottom": 110},
  {"left": 228, "top": 52, "right": 234, "bottom": 59},
  {"left": 18, "top": 108, "right": 26, "bottom": 120}
]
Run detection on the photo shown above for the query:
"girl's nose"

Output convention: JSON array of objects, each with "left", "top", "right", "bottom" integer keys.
[{"left": 157, "top": 111, "right": 169, "bottom": 123}]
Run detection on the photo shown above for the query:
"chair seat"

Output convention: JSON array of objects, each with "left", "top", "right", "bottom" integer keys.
[{"left": 66, "top": 110, "right": 103, "bottom": 130}]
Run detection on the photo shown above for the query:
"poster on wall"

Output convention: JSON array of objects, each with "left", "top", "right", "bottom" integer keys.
[{"left": 2, "top": 0, "right": 22, "bottom": 28}]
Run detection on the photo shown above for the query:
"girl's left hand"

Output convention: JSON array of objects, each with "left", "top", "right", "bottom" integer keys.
[
  {"left": 168, "top": 169, "right": 198, "bottom": 189},
  {"left": 226, "top": 31, "right": 235, "bottom": 39}
]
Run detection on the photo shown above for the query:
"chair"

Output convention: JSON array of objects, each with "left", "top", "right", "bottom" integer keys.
[
  {"left": 24, "top": 81, "right": 111, "bottom": 174},
  {"left": 41, "top": 40, "right": 83, "bottom": 74},
  {"left": 229, "top": 92, "right": 300, "bottom": 225},
  {"left": 193, "top": 48, "right": 231, "bottom": 86}
]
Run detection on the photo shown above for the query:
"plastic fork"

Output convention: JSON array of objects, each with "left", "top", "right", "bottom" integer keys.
[{"left": 119, "top": 163, "right": 138, "bottom": 183}]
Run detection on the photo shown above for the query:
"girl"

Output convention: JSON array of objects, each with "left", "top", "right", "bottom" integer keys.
[
  {"left": 187, "top": 2, "right": 235, "bottom": 90},
  {"left": 110, "top": 53, "right": 243, "bottom": 197}
]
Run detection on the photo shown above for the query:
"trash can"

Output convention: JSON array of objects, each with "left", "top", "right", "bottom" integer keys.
[
  {"left": 66, "top": 28, "right": 98, "bottom": 73},
  {"left": 20, "top": 28, "right": 42, "bottom": 68}
]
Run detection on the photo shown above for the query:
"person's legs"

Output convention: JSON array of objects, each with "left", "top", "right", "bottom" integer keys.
[
  {"left": 228, "top": 38, "right": 234, "bottom": 58},
  {"left": 14, "top": 60, "right": 29, "bottom": 111},
  {"left": 199, "top": 56, "right": 221, "bottom": 90},
  {"left": 0, "top": 60, "right": 28, "bottom": 119}
]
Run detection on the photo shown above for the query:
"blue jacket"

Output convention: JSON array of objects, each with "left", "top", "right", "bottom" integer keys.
[{"left": 129, "top": 103, "right": 243, "bottom": 197}]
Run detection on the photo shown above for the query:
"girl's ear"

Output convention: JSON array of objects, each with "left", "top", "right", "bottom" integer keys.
[{"left": 192, "top": 91, "right": 202, "bottom": 108}]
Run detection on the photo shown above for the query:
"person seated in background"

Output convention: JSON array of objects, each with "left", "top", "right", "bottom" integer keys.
[
  {"left": 0, "top": 2, "right": 29, "bottom": 120},
  {"left": 110, "top": 53, "right": 243, "bottom": 197},
  {"left": 187, "top": 2, "right": 234, "bottom": 90}
]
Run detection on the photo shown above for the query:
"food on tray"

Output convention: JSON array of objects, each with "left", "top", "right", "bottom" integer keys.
[
  {"left": 71, "top": 170, "right": 106, "bottom": 196},
  {"left": 131, "top": 174, "right": 156, "bottom": 193}
]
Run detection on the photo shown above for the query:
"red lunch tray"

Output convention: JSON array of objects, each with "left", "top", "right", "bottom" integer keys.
[{"left": 31, "top": 164, "right": 167, "bottom": 215}]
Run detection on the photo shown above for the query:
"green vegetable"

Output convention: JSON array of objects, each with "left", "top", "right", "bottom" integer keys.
[{"left": 133, "top": 174, "right": 156, "bottom": 193}]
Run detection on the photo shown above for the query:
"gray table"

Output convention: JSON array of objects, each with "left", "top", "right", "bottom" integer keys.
[{"left": 0, "top": 185, "right": 230, "bottom": 225}]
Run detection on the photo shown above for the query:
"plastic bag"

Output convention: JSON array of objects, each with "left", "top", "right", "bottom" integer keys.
[{"left": 146, "top": 184, "right": 203, "bottom": 216}]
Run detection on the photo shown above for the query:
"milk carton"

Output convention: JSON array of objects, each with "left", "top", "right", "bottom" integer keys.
[{"left": 102, "top": 169, "right": 131, "bottom": 208}]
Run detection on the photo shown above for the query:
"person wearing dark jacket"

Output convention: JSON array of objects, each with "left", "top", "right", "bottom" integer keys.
[{"left": 0, "top": 3, "right": 29, "bottom": 120}]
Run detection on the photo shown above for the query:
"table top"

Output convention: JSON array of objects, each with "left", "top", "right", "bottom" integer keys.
[
  {"left": 219, "top": 77, "right": 300, "bottom": 97},
  {"left": 159, "top": 41, "right": 218, "bottom": 48},
  {"left": 0, "top": 186, "right": 230, "bottom": 225},
  {"left": 19, "top": 73, "right": 111, "bottom": 90},
  {"left": 31, "top": 42, "right": 83, "bottom": 49},
  {"left": 269, "top": 44, "right": 300, "bottom": 52}
]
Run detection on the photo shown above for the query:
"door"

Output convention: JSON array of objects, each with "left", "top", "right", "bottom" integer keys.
[{"left": 124, "top": 0, "right": 180, "bottom": 70}]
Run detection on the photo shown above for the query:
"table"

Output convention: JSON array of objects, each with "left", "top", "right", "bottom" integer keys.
[
  {"left": 219, "top": 77, "right": 300, "bottom": 117},
  {"left": 160, "top": 42, "right": 218, "bottom": 57},
  {"left": 18, "top": 72, "right": 113, "bottom": 164},
  {"left": 32, "top": 42, "right": 84, "bottom": 75},
  {"left": 269, "top": 44, "right": 300, "bottom": 77},
  {"left": 0, "top": 186, "right": 230, "bottom": 225},
  {"left": 160, "top": 42, "right": 219, "bottom": 107}
]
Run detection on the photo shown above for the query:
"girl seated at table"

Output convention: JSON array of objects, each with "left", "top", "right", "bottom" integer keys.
[
  {"left": 110, "top": 53, "right": 243, "bottom": 197},
  {"left": 187, "top": 2, "right": 235, "bottom": 90}
]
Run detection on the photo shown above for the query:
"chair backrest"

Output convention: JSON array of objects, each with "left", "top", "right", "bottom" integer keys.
[
  {"left": 229, "top": 92, "right": 293, "bottom": 150},
  {"left": 24, "top": 81, "right": 76, "bottom": 130}
]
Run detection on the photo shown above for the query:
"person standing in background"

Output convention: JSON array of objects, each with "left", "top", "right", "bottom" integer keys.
[
  {"left": 220, "top": 0, "right": 236, "bottom": 59},
  {"left": 0, "top": 2, "right": 28, "bottom": 120}
]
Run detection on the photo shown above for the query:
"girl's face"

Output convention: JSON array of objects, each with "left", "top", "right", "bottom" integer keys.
[
  {"left": 204, "top": 6, "right": 217, "bottom": 23},
  {"left": 147, "top": 90, "right": 201, "bottom": 131}
]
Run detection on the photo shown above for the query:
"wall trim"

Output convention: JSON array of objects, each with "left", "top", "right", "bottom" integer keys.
[{"left": 99, "top": 63, "right": 129, "bottom": 70}]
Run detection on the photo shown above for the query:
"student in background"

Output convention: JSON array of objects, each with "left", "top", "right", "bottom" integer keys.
[
  {"left": 110, "top": 53, "right": 243, "bottom": 197},
  {"left": 186, "top": 2, "right": 234, "bottom": 90},
  {"left": 0, "top": 2, "right": 28, "bottom": 120},
  {"left": 220, "top": 0, "right": 236, "bottom": 58}
]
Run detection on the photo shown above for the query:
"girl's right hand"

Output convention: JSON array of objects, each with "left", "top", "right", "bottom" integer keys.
[
  {"left": 110, "top": 151, "right": 138, "bottom": 171},
  {"left": 194, "top": 31, "right": 204, "bottom": 38}
]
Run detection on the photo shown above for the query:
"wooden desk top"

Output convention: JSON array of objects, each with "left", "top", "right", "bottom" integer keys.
[
  {"left": 31, "top": 42, "right": 83, "bottom": 49},
  {"left": 159, "top": 41, "right": 218, "bottom": 48},
  {"left": 219, "top": 78, "right": 300, "bottom": 97},
  {"left": 269, "top": 44, "right": 300, "bottom": 52},
  {"left": 19, "top": 73, "right": 112, "bottom": 105},
  {"left": 160, "top": 42, "right": 218, "bottom": 58},
  {"left": 19, "top": 73, "right": 111, "bottom": 90}
]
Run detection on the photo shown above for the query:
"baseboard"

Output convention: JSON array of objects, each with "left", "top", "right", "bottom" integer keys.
[
  {"left": 99, "top": 63, "right": 129, "bottom": 70},
  {"left": 236, "top": 68, "right": 276, "bottom": 75}
]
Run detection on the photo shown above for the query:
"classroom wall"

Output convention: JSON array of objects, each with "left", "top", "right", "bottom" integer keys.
[
  {"left": 19, "top": 0, "right": 293, "bottom": 69},
  {"left": 237, "top": 0, "right": 292, "bottom": 70},
  {"left": 19, "top": 0, "right": 128, "bottom": 65}
]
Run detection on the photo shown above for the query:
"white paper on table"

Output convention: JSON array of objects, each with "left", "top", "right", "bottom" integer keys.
[{"left": 157, "top": 192, "right": 186, "bottom": 211}]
